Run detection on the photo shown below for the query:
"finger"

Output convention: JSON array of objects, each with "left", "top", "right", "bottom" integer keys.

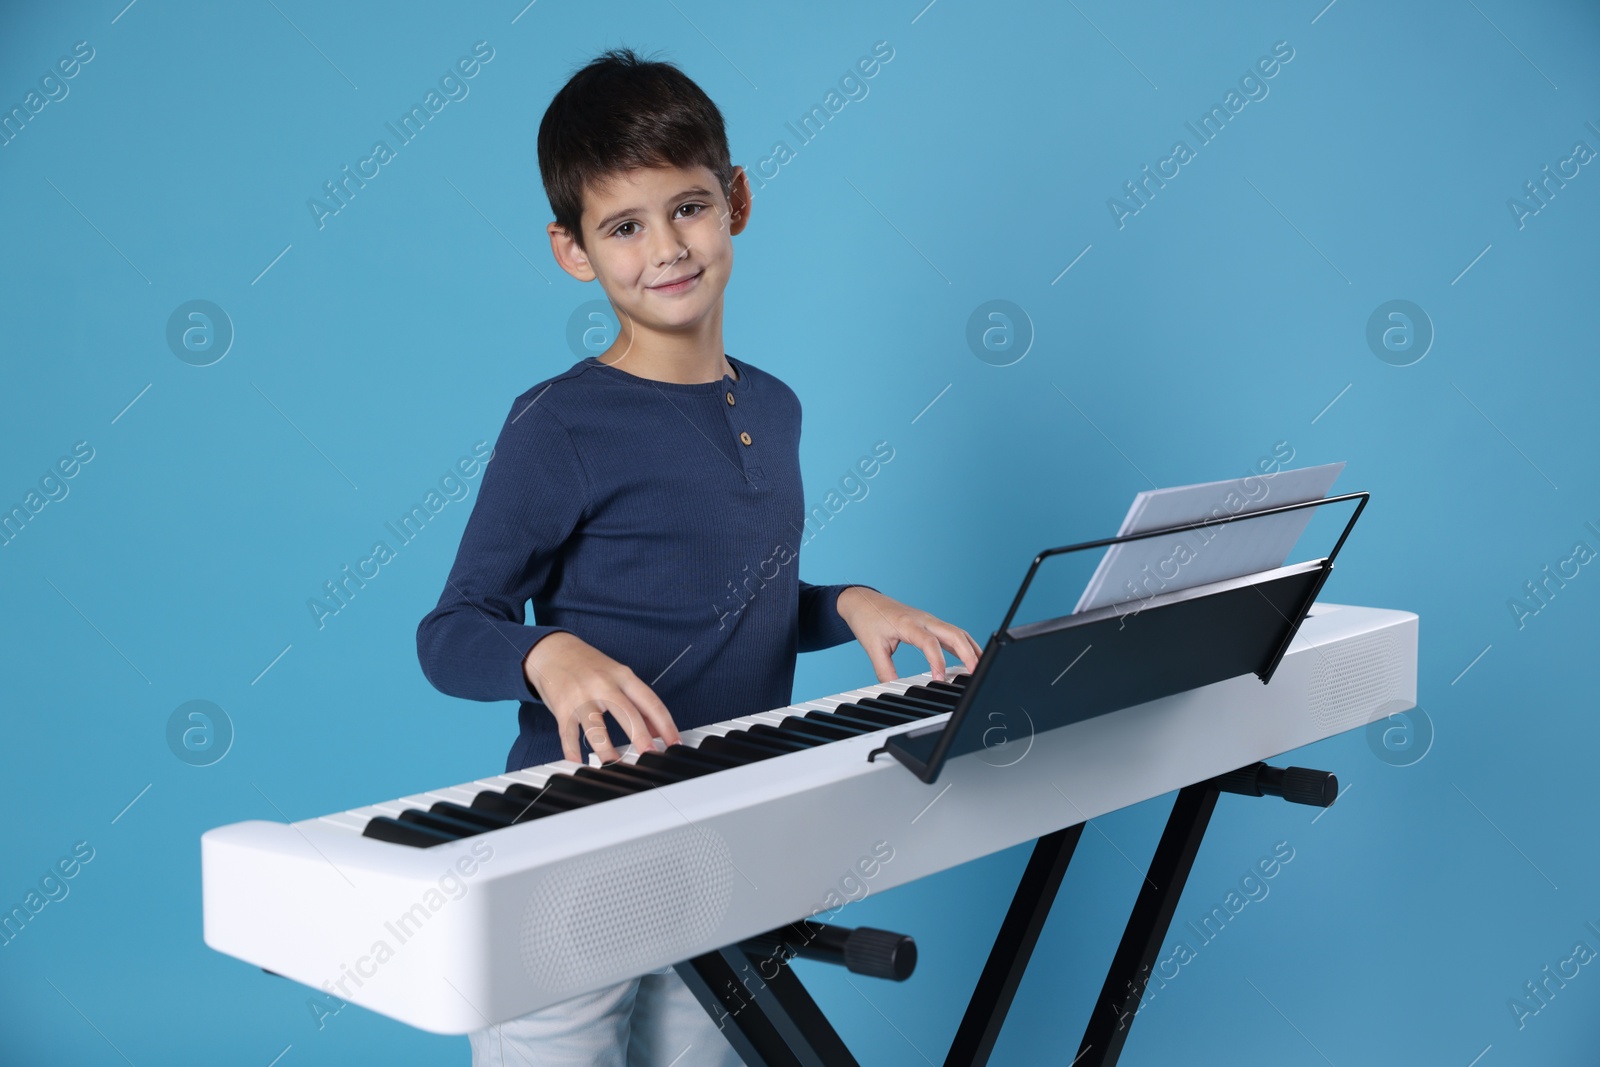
[
  {"left": 608, "top": 697, "right": 660, "bottom": 757},
  {"left": 623, "top": 678, "right": 680, "bottom": 747},
  {"left": 962, "top": 629, "right": 983, "bottom": 663},
  {"left": 908, "top": 628, "right": 948, "bottom": 681},
  {"left": 936, "top": 624, "right": 981, "bottom": 674},
  {"left": 862, "top": 639, "right": 899, "bottom": 684},
  {"left": 581, "top": 705, "right": 621, "bottom": 764},
  {"left": 557, "top": 711, "right": 582, "bottom": 765}
]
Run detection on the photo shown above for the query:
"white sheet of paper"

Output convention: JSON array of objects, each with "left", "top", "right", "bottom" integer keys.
[{"left": 1073, "top": 462, "right": 1346, "bottom": 613}]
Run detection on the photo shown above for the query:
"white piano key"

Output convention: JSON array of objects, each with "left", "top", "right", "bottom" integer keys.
[
  {"left": 422, "top": 786, "right": 481, "bottom": 805},
  {"left": 396, "top": 792, "right": 455, "bottom": 811},
  {"left": 789, "top": 700, "right": 842, "bottom": 713},
  {"left": 348, "top": 801, "right": 408, "bottom": 821},
  {"left": 476, "top": 771, "right": 552, "bottom": 792}
]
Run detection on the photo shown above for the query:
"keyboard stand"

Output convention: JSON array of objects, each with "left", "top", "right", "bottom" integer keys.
[
  {"left": 676, "top": 920, "right": 916, "bottom": 1066},
  {"left": 948, "top": 761, "right": 1337, "bottom": 1067},
  {"left": 677, "top": 761, "right": 1339, "bottom": 1067},
  {"left": 676, "top": 944, "right": 861, "bottom": 1067}
]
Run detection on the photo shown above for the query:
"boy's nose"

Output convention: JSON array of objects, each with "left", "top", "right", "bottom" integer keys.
[{"left": 648, "top": 234, "right": 690, "bottom": 272}]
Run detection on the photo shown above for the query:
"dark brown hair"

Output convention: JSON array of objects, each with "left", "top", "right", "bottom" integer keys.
[{"left": 538, "top": 49, "right": 734, "bottom": 247}]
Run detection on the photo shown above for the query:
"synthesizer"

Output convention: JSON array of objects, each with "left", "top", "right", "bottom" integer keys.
[{"left": 201, "top": 601, "right": 1416, "bottom": 1034}]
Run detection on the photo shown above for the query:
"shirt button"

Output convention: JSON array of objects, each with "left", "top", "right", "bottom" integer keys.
[
  {"left": 739, "top": 431, "right": 752, "bottom": 446},
  {"left": 725, "top": 391, "right": 736, "bottom": 406}
]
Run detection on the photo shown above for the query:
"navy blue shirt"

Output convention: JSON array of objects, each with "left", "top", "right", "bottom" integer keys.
[{"left": 417, "top": 355, "right": 859, "bottom": 771}]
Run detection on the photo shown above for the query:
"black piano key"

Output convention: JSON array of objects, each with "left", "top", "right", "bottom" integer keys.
[
  {"left": 699, "top": 733, "right": 783, "bottom": 763},
  {"left": 732, "top": 726, "right": 819, "bottom": 751},
  {"left": 504, "top": 780, "right": 606, "bottom": 810},
  {"left": 715, "top": 729, "right": 797, "bottom": 754},
  {"left": 921, "top": 680, "right": 966, "bottom": 697},
  {"left": 398, "top": 808, "right": 486, "bottom": 839},
  {"left": 858, "top": 695, "right": 945, "bottom": 717},
  {"left": 634, "top": 750, "right": 710, "bottom": 781},
  {"left": 471, "top": 790, "right": 564, "bottom": 823},
  {"left": 904, "top": 682, "right": 959, "bottom": 699},
  {"left": 876, "top": 700, "right": 950, "bottom": 720},
  {"left": 612, "top": 760, "right": 688, "bottom": 786},
  {"left": 363, "top": 816, "right": 456, "bottom": 848},
  {"left": 777, "top": 715, "right": 859, "bottom": 741},
  {"left": 641, "top": 746, "right": 736, "bottom": 776},
  {"left": 819, "top": 705, "right": 919, "bottom": 730},
  {"left": 575, "top": 765, "right": 660, "bottom": 793},
  {"left": 748, "top": 723, "right": 830, "bottom": 750},
  {"left": 542, "top": 774, "right": 636, "bottom": 804},
  {"left": 561, "top": 771, "right": 644, "bottom": 797},
  {"left": 950, "top": 672, "right": 971, "bottom": 686},
  {"left": 430, "top": 801, "right": 513, "bottom": 830},
  {"left": 801, "top": 711, "right": 882, "bottom": 736},
  {"left": 670, "top": 744, "right": 746, "bottom": 769}
]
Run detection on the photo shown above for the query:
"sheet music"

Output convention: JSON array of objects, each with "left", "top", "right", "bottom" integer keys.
[{"left": 1073, "top": 462, "right": 1346, "bottom": 614}]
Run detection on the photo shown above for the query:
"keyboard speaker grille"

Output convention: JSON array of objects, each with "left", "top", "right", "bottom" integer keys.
[
  {"left": 518, "top": 824, "right": 734, "bottom": 991},
  {"left": 1308, "top": 630, "right": 1403, "bottom": 731}
]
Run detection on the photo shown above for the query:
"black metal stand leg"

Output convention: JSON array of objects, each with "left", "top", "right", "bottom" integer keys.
[
  {"left": 1075, "top": 781, "right": 1221, "bottom": 1067},
  {"left": 676, "top": 945, "right": 860, "bottom": 1067},
  {"left": 945, "top": 823, "right": 1086, "bottom": 1067}
]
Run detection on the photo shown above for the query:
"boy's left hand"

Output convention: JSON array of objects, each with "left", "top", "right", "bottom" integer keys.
[{"left": 836, "top": 586, "right": 982, "bottom": 684}]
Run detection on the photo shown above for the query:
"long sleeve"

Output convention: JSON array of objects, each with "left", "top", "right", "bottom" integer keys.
[
  {"left": 798, "top": 580, "right": 871, "bottom": 652},
  {"left": 416, "top": 399, "right": 588, "bottom": 703}
]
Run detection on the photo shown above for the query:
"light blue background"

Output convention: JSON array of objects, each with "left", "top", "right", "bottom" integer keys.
[{"left": 2, "top": 1, "right": 1598, "bottom": 1063}]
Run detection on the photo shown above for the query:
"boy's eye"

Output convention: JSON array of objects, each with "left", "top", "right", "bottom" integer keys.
[{"left": 608, "top": 202, "right": 706, "bottom": 237}]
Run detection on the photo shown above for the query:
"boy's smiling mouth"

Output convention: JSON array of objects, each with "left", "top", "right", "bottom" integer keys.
[{"left": 646, "top": 268, "right": 703, "bottom": 294}]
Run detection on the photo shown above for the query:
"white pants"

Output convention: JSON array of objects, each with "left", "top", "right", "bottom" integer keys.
[{"left": 468, "top": 966, "right": 745, "bottom": 1067}]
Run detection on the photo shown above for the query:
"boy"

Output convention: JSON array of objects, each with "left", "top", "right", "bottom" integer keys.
[{"left": 417, "top": 49, "right": 980, "bottom": 1066}]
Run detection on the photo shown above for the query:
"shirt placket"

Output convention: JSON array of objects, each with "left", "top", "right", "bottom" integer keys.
[{"left": 721, "top": 376, "right": 765, "bottom": 485}]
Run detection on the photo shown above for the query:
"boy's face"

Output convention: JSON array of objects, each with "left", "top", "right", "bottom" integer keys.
[{"left": 548, "top": 163, "right": 751, "bottom": 346}]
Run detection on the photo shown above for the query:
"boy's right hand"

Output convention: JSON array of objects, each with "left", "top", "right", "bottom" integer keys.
[{"left": 522, "top": 632, "right": 681, "bottom": 764}]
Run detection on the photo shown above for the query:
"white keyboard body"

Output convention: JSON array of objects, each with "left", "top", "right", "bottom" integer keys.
[{"left": 201, "top": 602, "right": 1416, "bottom": 1033}]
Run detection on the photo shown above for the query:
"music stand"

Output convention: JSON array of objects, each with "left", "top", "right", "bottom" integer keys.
[{"left": 878, "top": 491, "right": 1369, "bottom": 783}]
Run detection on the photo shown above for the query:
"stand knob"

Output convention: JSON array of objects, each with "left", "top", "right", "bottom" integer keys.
[
  {"left": 1215, "top": 762, "right": 1337, "bottom": 808},
  {"left": 843, "top": 927, "right": 918, "bottom": 981},
  {"left": 739, "top": 921, "right": 918, "bottom": 981}
]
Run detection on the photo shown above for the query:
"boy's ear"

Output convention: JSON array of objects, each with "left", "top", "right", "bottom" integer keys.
[
  {"left": 547, "top": 223, "right": 596, "bottom": 282},
  {"left": 727, "top": 165, "right": 752, "bottom": 236}
]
